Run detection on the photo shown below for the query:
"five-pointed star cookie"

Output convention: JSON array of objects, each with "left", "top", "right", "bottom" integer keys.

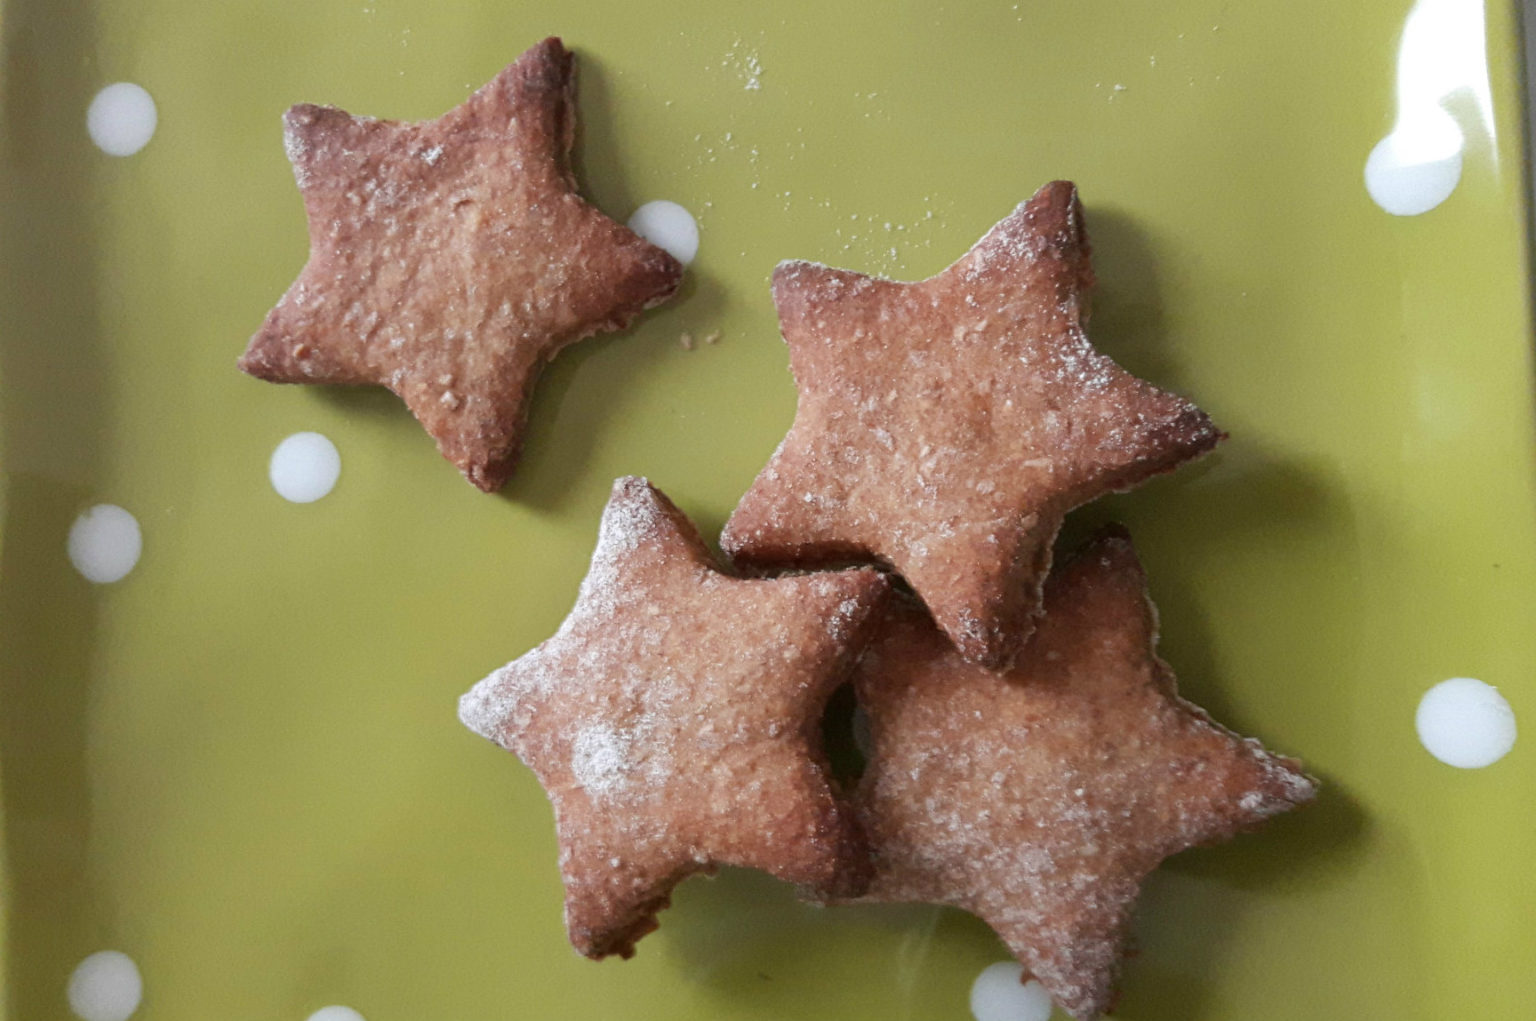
[
  {"left": 239, "top": 38, "right": 683, "bottom": 492},
  {"left": 843, "top": 527, "right": 1315, "bottom": 1020},
  {"left": 721, "top": 181, "right": 1222, "bottom": 667},
  {"left": 458, "top": 476, "right": 890, "bottom": 958}
]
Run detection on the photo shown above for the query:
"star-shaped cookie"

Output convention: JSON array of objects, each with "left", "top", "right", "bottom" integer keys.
[
  {"left": 721, "top": 182, "right": 1221, "bottom": 667},
  {"left": 845, "top": 527, "right": 1314, "bottom": 1020},
  {"left": 458, "top": 476, "right": 890, "bottom": 958},
  {"left": 239, "top": 38, "right": 684, "bottom": 491}
]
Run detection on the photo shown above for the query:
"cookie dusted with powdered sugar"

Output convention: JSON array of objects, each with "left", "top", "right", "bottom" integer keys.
[
  {"left": 459, "top": 476, "right": 889, "bottom": 958},
  {"left": 721, "top": 182, "right": 1220, "bottom": 667},
  {"left": 840, "top": 527, "right": 1314, "bottom": 1020},
  {"left": 240, "top": 38, "right": 682, "bottom": 491}
]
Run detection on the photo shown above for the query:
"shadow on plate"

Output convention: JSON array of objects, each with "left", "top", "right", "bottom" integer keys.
[
  {"left": 1078, "top": 207, "right": 1187, "bottom": 389},
  {"left": 661, "top": 866, "right": 949, "bottom": 999},
  {"left": 499, "top": 52, "right": 725, "bottom": 515},
  {"left": 499, "top": 261, "right": 727, "bottom": 515},
  {"left": 0, "top": 1, "right": 114, "bottom": 1013}
]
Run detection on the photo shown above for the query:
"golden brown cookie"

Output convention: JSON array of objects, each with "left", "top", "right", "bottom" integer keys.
[
  {"left": 240, "top": 38, "right": 683, "bottom": 491},
  {"left": 844, "top": 527, "right": 1314, "bottom": 1020},
  {"left": 721, "top": 182, "right": 1221, "bottom": 667},
  {"left": 458, "top": 476, "right": 890, "bottom": 958}
]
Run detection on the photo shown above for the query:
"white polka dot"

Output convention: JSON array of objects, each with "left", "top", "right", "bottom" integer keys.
[
  {"left": 1364, "top": 128, "right": 1462, "bottom": 216},
  {"left": 627, "top": 200, "right": 699, "bottom": 266},
  {"left": 306, "top": 1007, "right": 366, "bottom": 1021},
  {"left": 87, "top": 83, "right": 157, "bottom": 157},
  {"left": 68, "top": 505, "right": 142, "bottom": 584},
  {"left": 1416, "top": 677, "right": 1517, "bottom": 768},
  {"left": 269, "top": 432, "right": 341, "bottom": 503},
  {"left": 67, "top": 950, "right": 142, "bottom": 1021},
  {"left": 970, "top": 961, "right": 1054, "bottom": 1021}
]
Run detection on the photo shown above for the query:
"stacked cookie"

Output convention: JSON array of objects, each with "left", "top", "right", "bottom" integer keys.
[
  {"left": 240, "top": 37, "right": 1315, "bottom": 1021},
  {"left": 455, "top": 178, "right": 1315, "bottom": 1020}
]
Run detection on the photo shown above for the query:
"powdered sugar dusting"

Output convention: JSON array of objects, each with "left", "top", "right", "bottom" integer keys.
[
  {"left": 458, "top": 477, "right": 889, "bottom": 953},
  {"left": 283, "top": 120, "right": 311, "bottom": 186},
  {"left": 825, "top": 596, "right": 863, "bottom": 640},
  {"left": 961, "top": 199, "right": 1051, "bottom": 282},
  {"left": 852, "top": 545, "right": 1314, "bottom": 1018},
  {"left": 727, "top": 184, "right": 1219, "bottom": 667},
  {"left": 593, "top": 478, "right": 665, "bottom": 563},
  {"left": 458, "top": 663, "right": 517, "bottom": 742},
  {"left": 571, "top": 723, "right": 634, "bottom": 795}
]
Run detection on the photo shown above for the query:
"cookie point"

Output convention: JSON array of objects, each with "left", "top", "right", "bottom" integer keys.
[
  {"left": 1031, "top": 178, "right": 1080, "bottom": 210},
  {"left": 610, "top": 474, "right": 655, "bottom": 502},
  {"left": 457, "top": 668, "right": 507, "bottom": 741},
  {"left": 515, "top": 34, "right": 576, "bottom": 83},
  {"left": 1240, "top": 757, "right": 1319, "bottom": 822},
  {"left": 771, "top": 258, "right": 815, "bottom": 284},
  {"left": 716, "top": 520, "right": 747, "bottom": 557},
  {"left": 534, "top": 35, "right": 569, "bottom": 56},
  {"left": 281, "top": 103, "right": 325, "bottom": 134},
  {"left": 465, "top": 466, "right": 505, "bottom": 493},
  {"left": 1276, "top": 764, "right": 1319, "bottom": 806},
  {"left": 595, "top": 477, "right": 673, "bottom": 559},
  {"left": 237, "top": 322, "right": 290, "bottom": 379},
  {"left": 1179, "top": 406, "right": 1225, "bottom": 450},
  {"left": 280, "top": 105, "right": 331, "bottom": 177}
]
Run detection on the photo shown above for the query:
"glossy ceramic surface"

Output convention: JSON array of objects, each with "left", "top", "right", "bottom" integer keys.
[{"left": 1, "top": 1, "right": 1532, "bottom": 1018}]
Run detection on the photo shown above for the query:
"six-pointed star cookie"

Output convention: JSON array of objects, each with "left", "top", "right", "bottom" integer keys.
[
  {"left": 458, "top": 476, "right": 890, "bottom": 958},
  {"left": 844, "top": 528, "right": 1315, "bottom": 1020},
  {"left": 239, "top": 37, "right": 683, "bottom": 491},
  {"left": 722, "top": 181, "right": 1222, "bottom": 667}
]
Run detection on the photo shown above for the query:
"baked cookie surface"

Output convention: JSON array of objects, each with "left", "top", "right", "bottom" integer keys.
[
  {"left": 240, "top": 38, "right": 683, "bottom": 491},
  {"left": 722, "top": 182, "right": 1220, "bottom": 666},
  {"left": 846, "top": 528, "right": 1315, "bottom": 1019},
  {"left": 459, "top": 476, "right": 889, "bottom": 958}
]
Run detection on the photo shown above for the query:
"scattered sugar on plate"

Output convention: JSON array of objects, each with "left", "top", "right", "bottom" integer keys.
[
  {"left": 67, "top": 951, "right": 142, "bottom": 1021},
  {"left": 1416, "top": 677, "right": 1516, "bottom": 768},
  {"left": 720, "top": 37, "right": 764, "bottom": 90},
  {"left": 969, "top": 961, "right": 1053, "bottom": 1021}
]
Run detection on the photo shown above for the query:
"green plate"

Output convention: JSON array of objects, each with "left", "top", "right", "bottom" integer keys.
[{"left": 3, "top": 1, "right": 1533, "bottom": 1018}]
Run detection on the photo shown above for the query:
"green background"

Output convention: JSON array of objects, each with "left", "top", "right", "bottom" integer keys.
[{"left": 2, "top": 1, "right": 1532, "bottom": 1018}]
